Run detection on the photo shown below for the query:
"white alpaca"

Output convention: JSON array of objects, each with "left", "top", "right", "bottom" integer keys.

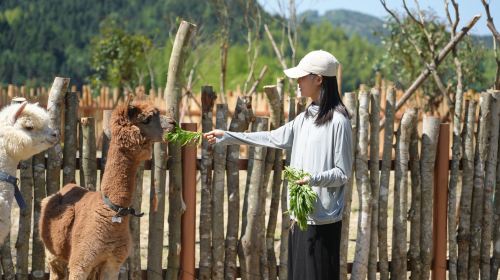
[{"left": 0, "top": 101, "right": 58, "bottom": 246}]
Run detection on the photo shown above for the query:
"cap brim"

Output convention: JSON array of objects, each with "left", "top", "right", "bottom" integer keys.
[{"left": 284, "top": 67, "right": 309, "bottom": 79}]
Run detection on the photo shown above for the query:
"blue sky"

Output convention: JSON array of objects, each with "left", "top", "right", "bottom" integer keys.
[{"left": 257, "top": 0, "right": 500, "bottom": 36}]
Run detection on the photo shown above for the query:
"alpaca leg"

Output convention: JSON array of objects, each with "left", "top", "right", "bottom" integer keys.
[
  {"left": 46, "top": 251, "right": 68, "bottom": 280},
  {"left": 98, "top": 262, "right": 121, "bottom": 280}
]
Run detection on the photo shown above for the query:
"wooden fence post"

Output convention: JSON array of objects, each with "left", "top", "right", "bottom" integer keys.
[
  {"left": 432, "top": 123, "right": 449, "bottom": 280},
  {"left": 62, "top": 91, "right": 79, "bottom": 185},
  {"left": 46, "top": 77, "right": 70, "bottom": 195},
  {"left": 180, "top": 123, "right": 197, "bottom": 280},
  {"left": 80, "top": 117, "right": 97, "bottom": 191}
]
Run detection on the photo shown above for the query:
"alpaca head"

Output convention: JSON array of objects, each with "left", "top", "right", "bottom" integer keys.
[
  {"left": 110, "top": 99, "right": 175, "bottom": 161},
  {"left": 0, "top": 101, "right": 59, "bottom": 161}
]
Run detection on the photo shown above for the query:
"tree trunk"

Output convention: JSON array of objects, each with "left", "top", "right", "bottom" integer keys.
[
  {"left": 31, "top": 152, "right": 46, "bottom": 280},
  {"left": 352, "top": 90, "right": 371, "bottom": 279},
  {"left": 46, "top": 77, "right": 70, "bottom": 195},
  {"left": 212, "top": 104, "right": 228, "bottom": 280},
  {"left": 481, "top": 92, "right": 499, "bottom": 280},
  {"left": 15, "top": 158, "right": 33, "bottom": 280},
  {"left": 340, "top": 91, "right": 357, "bottom": 279},
  {"left": 224, "top": 96, "right": 253, "bottom": 280},
  {"left": 199, "top": 86, "right": 217, "bottom": 280},
  {"left": 80, "top": 117, "right": 97, "bottom": 191},
  {"left": 129, "top": 163, "right": 144, "bottom": 280},
  {"left": 419, "top": 116, "right": 441, "bottom": 280},
  {"left": 457, "top": 100, "right": 477, "bottom": 280},
  {"left": 147, "top": 143, "right": 167, "bottom": 280},
  {"left": 62, "top": 91, "right": 78, "bottom": 185},
  {"left": 240, "top": 117, "right": 268, "bottom": 280},
  {"left": 409, "top": 111, "right": 421, "bottom": 280},
  {"left": 279, "top": 79, "right": 292, "bottom": 280},
  {"left": 368, "top": 88, "right": 380, "bottom": 280},
  {"left": 392, "top": 109, "right": 417, "bottom": 280},
  {"left": 468, "top": 93, "right": 492, "bottom": 280},
  {"left": 164, "top": 20, "right": 196, "bottom": 280},
  {"left": 263, "top": 84, "right": 283, "bottom": 280},
  {"left": 378, "top": 87, "right": 395, "bottom": 280}
]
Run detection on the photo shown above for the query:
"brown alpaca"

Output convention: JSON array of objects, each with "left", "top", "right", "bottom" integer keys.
[{"left": 39, "top": 100, "right": 175, "bottom": 280}]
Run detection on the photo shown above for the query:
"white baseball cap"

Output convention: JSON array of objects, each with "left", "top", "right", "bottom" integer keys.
[{"left": 284, "top": 50, "right": 340, "bottom": 78}]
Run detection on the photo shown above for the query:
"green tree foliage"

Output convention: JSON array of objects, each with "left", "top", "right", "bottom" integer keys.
[
  {"left": 90, "top": 21, "right": 152, "bottom": 90},
  {"left": 0, "top": 0, "right": 494, "bottom": 95}
]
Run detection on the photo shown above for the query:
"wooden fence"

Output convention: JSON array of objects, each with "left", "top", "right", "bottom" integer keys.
[{"left": 1, "top": 82, "right": 499, "bottom": 280}]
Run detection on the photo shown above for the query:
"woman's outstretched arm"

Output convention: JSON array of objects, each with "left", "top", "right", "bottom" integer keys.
[{"left": 203, "top": 119, "right": 296, "bottom": 149}]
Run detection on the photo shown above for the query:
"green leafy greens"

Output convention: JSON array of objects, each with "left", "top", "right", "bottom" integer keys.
[
  {"left": 283, "top": 166, "right": 318, "bottom": 231},
  {"left": 163, "top": 124, "right": 202, "bottom": 146}
]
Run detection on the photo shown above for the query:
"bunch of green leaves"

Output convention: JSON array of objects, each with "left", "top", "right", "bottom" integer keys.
[
  {"left": 163, "top": 124, "right": 202, "bottom": 146},
  {"left": 283, "top": 166, "right": 318, "bottom": 231}
]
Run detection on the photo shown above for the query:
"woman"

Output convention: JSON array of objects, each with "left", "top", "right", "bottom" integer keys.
[{"left": 204, "top": 50, "right": 353, "bottom": 280}]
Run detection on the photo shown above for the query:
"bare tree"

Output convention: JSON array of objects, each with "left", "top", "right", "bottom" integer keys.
[
  {"left": 481, "top": 0, "right": 500, "bottom": 90},
  {"left": 211, "top": 0, "right": 230, "bottom": 103},
  {"left": 381, "top": 0, "right": 453, "bottom": 115}
]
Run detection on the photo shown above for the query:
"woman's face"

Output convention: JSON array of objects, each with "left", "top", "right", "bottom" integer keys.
[{"left": 297, "top": 74, "right": 322, "bottom": 102}]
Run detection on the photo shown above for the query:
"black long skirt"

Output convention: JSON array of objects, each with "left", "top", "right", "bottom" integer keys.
[{"left": 288, "top": 220, "right": 342, "bottom": 280}]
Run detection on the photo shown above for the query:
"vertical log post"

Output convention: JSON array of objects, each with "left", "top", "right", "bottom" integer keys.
[
  {"left": 46, "top": 77, "right": 70, "bottom": 195},
  {"left": 457, "top": 100, "right": 477, "bottom": 279},
  {"left": 341, "top": 91, "right": 358, "bottom": 279},
  {"left": 62, "top": 91, "right": 78, "bottom": 185},
  {"left": 164, "top": 20, "right": 197, "bottom": 280},
  {"left": 392, "top": 109, "right": 417, "bottom": 280},
  {"left": 15, "top": 158, "right": 33, "bottom": 280},
  {"left": 485, "top": 92, "right": 499, "bottom": 279},
  {"left": 420, "top": 117, "right": 441, "bottom": 280},
  {"left": 128, "top": 163, "right": 144, "bottom": 280},
  {"left": 212, "top": 104, "right": 228, "bottom": 280},
  {"left": 80, "top": 117, "right": 97, "bottom": 191},
  {"left": 431, "top": 123, "right": 449, "bottom": 280},
  {"left": 409, "top": 110, "right": 421, "bottom": 279},
  {"left": 263, "top": 84, "right": 283, "bottom": 280},
  {"left": 352, "top": 90, "right": 371, "bottom": 279},
  {"left": 240, "top": 117, "right": 268, "bottom": 280},
  {"left": 31, "top": 152, "right": 46, "bottom": 280},
  {"left": 379, "top": 87, "right": 396, "bottom": 280},
  {"left": 100, "top": 110, "right": 113, "bottom": 182},
  {"left": 147, "top": 142, "right": 167, "bottom": 280},
  {"left": 469, "top": 93, "right": 492, "bottom": 279},
  {"left": 199, "top": 86, "right": 216, "bottom": 280},
  {"left": 180, "top": 123, "right": 197, "bottom": 280},
  {"left": 368, "top": 88, "right": 380, "bottom": 280},
  {"left": 224, "top": 96, "right": 253, "bottom": 280}
]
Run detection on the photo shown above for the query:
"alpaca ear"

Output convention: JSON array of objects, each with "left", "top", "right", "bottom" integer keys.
[
  {"left": 124, "top": 94, "right": 134, "bottom": 116},
  {"left": 13, "top": 101, "right": 28, "bottom": 122}
]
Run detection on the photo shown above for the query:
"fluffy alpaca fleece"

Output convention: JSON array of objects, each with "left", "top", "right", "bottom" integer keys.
[
  {"left": 0, "top": 102, "right": 58, "bottom": 245},
  {"left": 39, "top": 101, "right": 175, "bottom": 280}
]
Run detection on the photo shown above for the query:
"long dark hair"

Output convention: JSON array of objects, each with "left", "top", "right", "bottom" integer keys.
[{"left": 305, "top": 76, "right": 350, "bottom": 126}]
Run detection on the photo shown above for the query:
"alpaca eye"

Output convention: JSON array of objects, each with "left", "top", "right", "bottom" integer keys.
[
  {"left": 142, "top": 117, "right": 151, "bottom": 124},
  {"left": 24, "top": 126, "right": 34, "bottom": 131}
]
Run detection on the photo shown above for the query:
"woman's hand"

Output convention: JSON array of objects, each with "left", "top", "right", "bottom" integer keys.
[
  {"left": 296, "top": 176, "right": 311, "bottom": 186},
  {"left": 203, "top": 129, "right": 225, "bottom": 145}
]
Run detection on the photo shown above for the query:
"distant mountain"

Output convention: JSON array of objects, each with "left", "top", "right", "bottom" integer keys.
[
  {"left": 299, "top": 9, "right": 386, "bottom": 44},
  {"left": 300, "top": 9, "right": 493, "bottom": 48}
]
